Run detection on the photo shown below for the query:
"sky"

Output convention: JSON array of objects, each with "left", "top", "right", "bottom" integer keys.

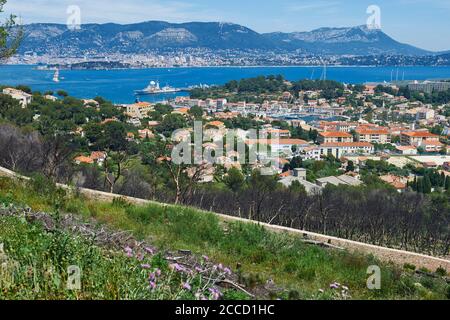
[{"left": 2, "top": 0, "right": 450, "bottom": 52}]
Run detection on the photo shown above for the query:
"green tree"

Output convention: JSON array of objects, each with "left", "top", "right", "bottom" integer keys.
[
  {"left": 0, "top": 0, "right": 22, "bottom": 61},
  {"left": 290, "top": 157, "right": 303, "bottom": 170},
  {"left": 99, "top": 122, "right": 127, "bottom": 151},
  {"left": 423, "top": 175, "right": 432, "bottom": 194},
  {"left": 188, "top": 106, "right": 204, "bottom": 120},
  {"left": 16, "top": 85, "right": 31, "bottom": 94},
  {"left": 154, "top": 104, "right": 173, "bottom": 115},
  {"left": 289, "top": 180, "right": 306, "bottom": 194},
  {"left": 223, "top": 167, "right": 245, "bottom": 192},
  {"left": 57, "top": 90, "right": 68, "bottom": 97},
  {"left": 97, "top": 122, "right": 130, "bottom": 193},
  {"left": 156, "top": 114, "right": 187, "bottom": 137},
  {"left": 346, "top": 160, "right": 355, "bottom": 172}
]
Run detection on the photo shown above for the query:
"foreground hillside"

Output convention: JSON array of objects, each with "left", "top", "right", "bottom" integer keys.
[{"left": 0, "top": 176, "right": 449, "bottom": 300}]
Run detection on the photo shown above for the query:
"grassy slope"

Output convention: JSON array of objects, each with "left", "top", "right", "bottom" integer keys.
[{"left": 0, "top": 176, "right": 449, "bottom": 300}]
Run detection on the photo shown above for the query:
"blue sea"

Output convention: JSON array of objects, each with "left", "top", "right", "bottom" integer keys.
[{"left": 1, "top": 65, "right": 450, "bottom": 104}]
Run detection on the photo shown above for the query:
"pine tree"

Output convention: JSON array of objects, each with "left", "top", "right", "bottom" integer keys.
[
  {"left": 440, "top": 173, "right": 446, "bottom": 187},
  {"left": 423, "top": 175, "right": 432, "bottom": 194},
  {"left": 416, "top": 178, "right": 424, "bottom": 193},
  {"left": 412, "top": 176, "right": 418, "bottom": 191}
]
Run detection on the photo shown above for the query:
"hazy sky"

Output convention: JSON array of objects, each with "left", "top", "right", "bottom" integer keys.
[{"left": 3, "top": 0, "right": 450, "bottom": 51}]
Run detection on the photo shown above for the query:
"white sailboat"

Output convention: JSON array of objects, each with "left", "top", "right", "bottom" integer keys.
[{"left": 53, "top": 69, "right": 60, "bottom": 83}]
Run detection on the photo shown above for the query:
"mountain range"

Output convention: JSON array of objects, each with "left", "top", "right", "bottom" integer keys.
[{"left": 18, "top": 21, "right": 437, "bottom": 56}]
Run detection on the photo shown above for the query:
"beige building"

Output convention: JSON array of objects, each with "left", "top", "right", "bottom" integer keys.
[
  {"left": 320, "top": 142, "right": 374, "bottom": 159},
  {"left": 125, "top": 102, "right": 154, "bottom": 119},
  {"left": 318, "top": 132, "right": 353, "bottom": 144},
  {"left": 355, "top": 128, "right": 391, "bottom": 144},
  {"left": 416, "top": 108, "right": 435, "bottom": 121},
  {"left": 400, "top": 131, "right": 440, "bottom": 147},
  {"left": 2, "top": 88, "right": 32, "bottom": 107}
]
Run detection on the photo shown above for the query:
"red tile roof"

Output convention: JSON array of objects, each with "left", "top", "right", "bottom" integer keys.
[
  {"left": 356, "top": 129, "right": 390, "bottom": 135},
  {"left": 246, "top": 139, "right": 309, "bottom": 146},
  {"left": 320, "top": 142, "right": 373, "bottom": 148},
  {"left": 319, "top": 131, "right": 353, "bottom": 138},
  {"left": 402, "top": 131, "right": 439, "bottom": 138}
]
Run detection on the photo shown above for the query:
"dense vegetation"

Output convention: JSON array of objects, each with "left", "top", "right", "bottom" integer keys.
[
  {"left": 1, "top": 176, "right": 449, "bottom": 300},
  {"left": 190, "top": 76, "right": 344, "bottom": 103}
]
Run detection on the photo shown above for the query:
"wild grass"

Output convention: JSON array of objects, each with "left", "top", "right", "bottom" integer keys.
[{"left": 0, "top": 176, "right": 449, "bottom": 300}]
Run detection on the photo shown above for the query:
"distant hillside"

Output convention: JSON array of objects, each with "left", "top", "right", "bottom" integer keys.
[
  {"left": 18, "top": 21, "right": 433, "bottom": 56},
  {"left": 264, "top": 25, "right": 430, "bottom": 56}
]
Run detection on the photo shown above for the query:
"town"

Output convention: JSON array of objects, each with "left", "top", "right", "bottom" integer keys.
[
  {"left": 2, "top": 77, "right": 450, "bottom": 196},
  {"left": 4, "top": 76, "right": 443, "bottom": 195}
]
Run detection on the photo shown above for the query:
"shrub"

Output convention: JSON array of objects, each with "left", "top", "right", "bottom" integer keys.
[{"left": 435, "top": 267, "right": 447, "bottom": 277}]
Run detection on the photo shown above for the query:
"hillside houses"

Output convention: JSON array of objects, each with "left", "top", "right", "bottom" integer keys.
[
  {"left": 124, "top": 102, "right": 153, "bottom": 119},
  {"left": 2, "top": 88, "right": 32, "bottom": 107}
]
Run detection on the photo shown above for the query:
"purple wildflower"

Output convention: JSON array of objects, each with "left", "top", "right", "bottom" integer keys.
[
  {"left": 155, "top": 269, "right": 162, "bottom": 277},
  {"left": 170, "top": 263, "right": 185, "bottom": 273},
  {"left": 145, "top": 247, "right": 154, "bottom": 255},
  {"left": 149, "top": 281, "right": 157, "bottom": 290},
  {"left": 208, "top": 287, "right": 222, "bottom": 300},
  {"left": 195, "top": 267, "right": 204, "bottom": 273},
  {"left": 223, "top": 267, "right": 232, "bottom": 275},
  {"left": 124, "top": 246, "right": 133, "bottom": 258},
  {"left": 202, "top": 255, "right": 209, "bottom": 261},
  {"left": 141, "top": 264, "right": 151, "bottom": 269},
  {"left": 330, "top": 282, "right": 340, "bottom": 290},
  {"left": 182, "top": 282, "right": 192, "bottom": 291}
]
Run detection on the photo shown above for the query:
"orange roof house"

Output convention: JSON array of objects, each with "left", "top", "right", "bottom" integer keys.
[
  {"left": 138, "top": 129, "right": 155, "bottom": 139},
  {"left": 172, "top": 107, "right": 190, "bottom": 115},
  {"left": 402, "top": 131, "right": 439, "bottom": 138},
  {"left": 206, "top": 121, "right": 225, "bottom": 129},
  {"left": 74, "top": 156, "right": 94, "bottom": 164},
  {"left": 380, "top": 175, "right": 407, "bottom": 190},
  {"left": 90, "top": 151, "right": 106, "bottom": 161},
  {"left": 319, "top": 132, "right": 353, "bottom": 138}
]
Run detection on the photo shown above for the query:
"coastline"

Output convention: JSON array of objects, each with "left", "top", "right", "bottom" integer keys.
[{"left": 8, "top": 63, "right": 450, "bottom": 70}]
